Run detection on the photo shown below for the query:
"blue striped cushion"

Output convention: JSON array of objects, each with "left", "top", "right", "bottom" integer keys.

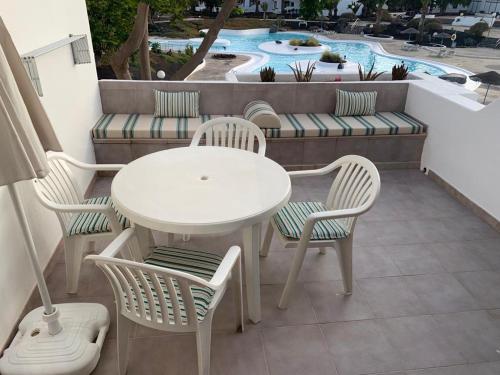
[
  {"left": 335, "top": 90, "right": 377, "bottom": 116},
  {"left": 67, "top": 196, "right": 129, "bottom": 236},
  {"left": 273, "top": 202, "right": 349, "bottom": 240},
  {"left": 142, "top": 246, "right": 223, "bottom": 322},
  {"left": 92, "top": 112, "right": 424, "bottom": 139},
  {"left": 154, "top": 90, "right": 199, "bottom": 118}
]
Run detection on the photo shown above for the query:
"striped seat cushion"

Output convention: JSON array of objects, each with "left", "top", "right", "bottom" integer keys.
[
  {"left": 92, "top": 112, "right": 424, "bottom": 139},
  {"left": 140, "top": 246, "right": 223, "bottom": 322},
  {"left": 274, "top": 201, "right": 349, "bottom": 240},
  {"left": 243, "top": 100, "right": 281, "bottom": 129},
  {"left": 154, "top": 90, "right": 199, "bottom": 118},
  {"left": 335, "top": 90, "right": 377, "bottom": 116},
  {"left": 67, "top": 196, "right": 129, "bottom": 236}
]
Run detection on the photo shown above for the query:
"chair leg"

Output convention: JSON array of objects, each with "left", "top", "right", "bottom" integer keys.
[
  {"left": 196, "top": 313, "right": 213, "bottom": 375},
  {"left": 319, "top": 247, "right": 327, "bottom": 255},
  {"left": 260, "top": 221, "right": 274, "bottom": 257},
  {"left": 278, "top": 240, "right": 309, "bottom": 309},
  {"left": 63, "top": 236, "right": 86, "bottom": 294},
  {"left": 232, "top": 255, "right": 244, "bottom": 333},
  {"left": 117, "top": 314, "right": 133, "bottom": 375},
  {"left": 335, "top": 236, "right": 353, "bottom": 295}
]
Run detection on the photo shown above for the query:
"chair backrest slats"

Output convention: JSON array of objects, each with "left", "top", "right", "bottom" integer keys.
[
  {"left": 190, "top": 117, "right": 266, "bottom": 156},
  {"left": 149, "top": 273, "right": 171, "bottom": 324},
  {"left": 35, "top": 154, "right": 84, "bottom": 229},
  {"left": 164, "top": 275, "right": 183, "bottom": 325},
  {"left": 135, "top": 269, "right": 157, "bottom": 322},
  {"left": 123, "top": 266, "right": 146, "bottom": 317},
  {"left": 325, "top": 156, "right": 381, "bottom": 233}
]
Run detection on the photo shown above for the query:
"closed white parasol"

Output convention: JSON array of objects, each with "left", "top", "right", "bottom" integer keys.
[{"left": 0, "top": 17, "right": 109, "bottom": 375}]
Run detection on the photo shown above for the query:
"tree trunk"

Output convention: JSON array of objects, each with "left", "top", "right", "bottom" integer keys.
[
  {"left": 110, "top": 2, "right": 149, "bottom": 80},
  {"left": 139, "top": 23, "right": 151, "bottom": 80},
  {"left": 417, "top": 5, "right": 427, "bottom": 44},
  {"left": 171, "top": 0, "right": 237, "bottom": 80}
]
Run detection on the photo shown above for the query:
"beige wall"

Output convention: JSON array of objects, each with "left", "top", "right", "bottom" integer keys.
[{"left": 0, "top": 0, "right": 101, "bottom": 347}]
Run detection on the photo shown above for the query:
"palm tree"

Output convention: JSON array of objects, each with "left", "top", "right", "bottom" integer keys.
[{"left": 417, "top": 0, "right": 431, "bottom": 43}]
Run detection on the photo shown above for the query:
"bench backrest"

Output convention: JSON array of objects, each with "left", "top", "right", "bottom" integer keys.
[{"left": 99, "top": 80, "right": 409, "bottom": 115}]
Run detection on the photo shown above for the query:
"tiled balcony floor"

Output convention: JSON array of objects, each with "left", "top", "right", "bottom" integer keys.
[{"left": 32, "top": 169, "right": 500, "bottom": 375}]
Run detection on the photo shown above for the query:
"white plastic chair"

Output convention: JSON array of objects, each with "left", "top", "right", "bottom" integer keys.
[
  {"left": 86, "top": 228, "right": 243, "bottom": 375},
  {"left": 33, "top": 151, "right": 128, "bottom": 293},
  {"left": 190, "top": 117, "right": 266, "bottom": 156},
  {"left": 260, "top": 155, "right": 381, "bottom": 309}
]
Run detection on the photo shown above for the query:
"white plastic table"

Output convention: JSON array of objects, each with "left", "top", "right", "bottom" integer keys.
[{"left": 111, "top": 147, "right": 291, "bottom": 323}]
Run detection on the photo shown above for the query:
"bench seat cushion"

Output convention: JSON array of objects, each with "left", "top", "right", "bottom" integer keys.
[{"left": 92, "top": 112, "right": 424, "bottom": 140}]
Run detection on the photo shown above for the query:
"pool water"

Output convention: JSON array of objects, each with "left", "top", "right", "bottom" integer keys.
[{"left": 153, "top": 32, "right": 446, "bottom": 75}]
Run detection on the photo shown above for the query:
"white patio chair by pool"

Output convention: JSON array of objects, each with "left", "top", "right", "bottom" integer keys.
[
  {"left": 33, "top": 151, "right": 129, "bottom": 293},
  {"left": 260, "top": 155, "right": 380, "bottom": 309},
  {"left": 191, "top": 117, "right": 266, "bottom": 156},
  {"left": 86, "top": 228, "right": 243, "bottom": 375}
]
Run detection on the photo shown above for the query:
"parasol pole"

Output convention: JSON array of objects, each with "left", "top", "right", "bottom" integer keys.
[
  {"left": 7, "top": 184, "right": 62, "bottom": 335},
  {"left": 484, "top": 83, "right": 490, "bottom": 104}
]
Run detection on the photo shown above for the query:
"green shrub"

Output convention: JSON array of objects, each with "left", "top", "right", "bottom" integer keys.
[
  {"left": 392, "top": 63, "right": 409, "bottom": 80},
  {"left": 319, "top": 51, "right": 345, "bottom": 63},
  {"left": 339, "top": 12, "right": 356, "bottom": 21},
  {"left": 260, "top": 66, "right": 276, "bottom": 82},
  {"left": 289, "top": 37, "right": 320, "bottom": 47},
  {"left": 231, "top": 7, "right": 244, "bottom": 17},
  {"left": 150, "top": 42, "right": 162, "bottom": 54},
  {"left": 407, "top": 18, "right": 443, "bottom": 33},
  {"left": 468, "top": 21, "right": 489, "bottom": 37},
  {"left": 199, "top": 30, "right": 206, "bottom": 37},
  {"left": 184, "top": 44, "right": 194, "bottom": 56}
]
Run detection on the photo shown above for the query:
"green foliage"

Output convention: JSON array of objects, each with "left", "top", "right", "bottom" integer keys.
[
  {"left": 339, "top": 12, "right": 356, "bottom": 20},
  {"left": 260, "top": 66, "right": 276, "bottom": 82},
  {"left": 408, "top": 18, "right": 442, "bottom": 33},
  {"left": 348, "top": 1, "right": 361, "bottom": 14},
  {"left": 204, "top": 0, "right": 222, "bottom": 12},
  {"left": 261, "top": 1, "right": 269, "bottom": 11},
  {"left": 288, "top": 61, "right": 316, "bottom": 82},
  {"left": 392, "top": 63, "right": 409, "bottom": 80},
  {"left": 358, "top": 62, "right": 384, "bottom": 81},
  {"left": 184, "top": 44, "right": 194, "bottom": 56},
  {"left": 231, "top": 6, "right": 245, "bottom": 16},
  {"left": 199, "top": 30, "right": 207, "bottom": 37},
  {"left": 300, "top": 0, "right": 322, "bottom": 20},
  {"left": 467, "top": 21, "right": 489, "bottom": 37},
  {"left": 150, "top": 42, "right": 162, "bottom": 53},
  {"left": 289, "top": 37, "right": 320, "bottom": 46},
  {"left": 320, "top": 51, "right": 345, "bottom": 63},
  {"left": 85, "top": 0, "right": 136, "bottom": 61}
]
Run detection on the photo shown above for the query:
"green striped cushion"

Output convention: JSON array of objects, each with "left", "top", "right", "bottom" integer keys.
[
  {"left": 92, "top": 112, "right": 423, "bottom": 139},
  {"left": 243, "top": 100, "right": 281, "bottom": 129},
  {"left": 153, "top": 90, "right": 199, "bottom": 118},
  {"left": 334, "top": 89, "right": 377, "bottom": 116},
  {"left": 140, "top": 246, "right": 223, "bottom": 322},
  {"left": 67, "top": 196, "right": 129, "bottom": 236},
  {"left": 273, "top": 201, "right": 349, "bottom": 240}
]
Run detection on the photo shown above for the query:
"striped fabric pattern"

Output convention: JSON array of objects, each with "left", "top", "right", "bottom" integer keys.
[
  {"left": 140, "top": 246, "right": 223, "bottom": 322},
  {"left": 92, "top": 112, "right": 424, "bottom": 139},
  {"left": 334, "top": 90, "right": 377, "bottom": 116},
  {"left": 153, "top": 90, "right": 200, "bottom": 118},
  {"left": 243, "top": 100, "right": 281, "bottom": 129},
  {"left": 67, "top": 196, "right": 129, "bottom": 236},
  {"left": 273, "top": 201, "right": 349, "bottom": 240}
]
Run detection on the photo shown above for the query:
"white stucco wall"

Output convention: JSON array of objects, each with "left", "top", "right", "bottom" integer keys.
[
  {"left": 406, "top": 79, "right": 500, "bottom": 221},
  {"left": 0, "top": 0, "right": 101, "bottom": 347}
]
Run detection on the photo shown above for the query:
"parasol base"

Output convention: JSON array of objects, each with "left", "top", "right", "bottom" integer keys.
[{"left": 0, "top": 303, "right": 109, "bottom": 375}]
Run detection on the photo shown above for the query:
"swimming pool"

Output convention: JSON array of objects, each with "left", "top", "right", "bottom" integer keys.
[{"left": 151, "top": 30, "right": 448, "bottom": 75}]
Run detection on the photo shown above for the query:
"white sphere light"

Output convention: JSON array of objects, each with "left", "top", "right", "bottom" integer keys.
[{"left": 157, "top": 70, "right": 166, "bottom": 79}]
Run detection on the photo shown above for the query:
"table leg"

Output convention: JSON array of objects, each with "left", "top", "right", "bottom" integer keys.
[
  {"left": 242, "top": 223, "right": 262, "bottom": 323},
  {"left": 135, "top": 224, "right": 154, "bottom": 257}
]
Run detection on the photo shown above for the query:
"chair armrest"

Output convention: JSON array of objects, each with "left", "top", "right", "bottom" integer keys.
[
  {"left": 287, "top": 158, "right": 342, "bottom": 179},
  {"left": 207, "top": 246, "right": 241, "bottom": 289},
  {"left": 300, "top": 207, "right": 364, "bottom": 240},
  {"left": 90, "top": 228, "right": 135, "bottom": 258},
  {"left": 41, "top": 201, "right": 113, "bottom": 214},
  {"left": 48, "top": 152, "right": 125, "bottom": 171}
]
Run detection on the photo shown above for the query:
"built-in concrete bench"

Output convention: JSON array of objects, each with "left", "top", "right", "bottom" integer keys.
[{"left": 93, "top": 80, "right": 426, "bottom": 169}]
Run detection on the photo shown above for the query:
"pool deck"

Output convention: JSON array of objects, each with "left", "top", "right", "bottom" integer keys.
[{"left": 189, "top": 33, "right": 499, "bottom": 104}]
